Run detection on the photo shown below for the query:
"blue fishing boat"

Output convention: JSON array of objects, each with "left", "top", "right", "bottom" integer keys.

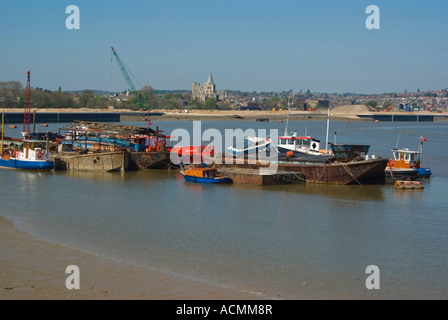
[
  {"left": 180, "top": 166, "right": 231, "bottom": 184},
  {"left": 0, "top": 72, "right": 54, "bottom": 171},
  {"left": 0, "top": 139, "right": 54, "bottom": 170}
]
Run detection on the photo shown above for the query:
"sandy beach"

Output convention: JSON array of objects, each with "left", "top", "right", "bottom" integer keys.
[{"left": 0, "top": 216, "right": 272, "bottom": 300}]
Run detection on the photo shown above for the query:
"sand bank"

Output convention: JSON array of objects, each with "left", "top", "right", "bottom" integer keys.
[
  {"left": 0, "top": 216, "right": 271, "bottom": 300},
  {"left": 146, "top": 110, "right": 361, "bottom": 122}
]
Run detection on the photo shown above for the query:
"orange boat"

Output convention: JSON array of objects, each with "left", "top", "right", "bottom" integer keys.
[
  {"left": 180, "top": 166, "right": 231, "bottom": 184},
  {"left": 385, "top": 145, "right": 432, "bottom": 181}
]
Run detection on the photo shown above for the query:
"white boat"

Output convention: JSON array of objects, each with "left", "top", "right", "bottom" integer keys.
[
  {"left": 275, "top": 95, "right": 333, "bottom": 161},
  {"left": 0, "top": 139, "right": 53, "bottom": 170},
  {"left": 0, "top": 72, "right": 54, "bottom": 170},
  {"left": 276, "top": 133, "right": 334, "bottom": 160},
  {"left": 227, "top": 136, "right": 271, "bottom": 156}
]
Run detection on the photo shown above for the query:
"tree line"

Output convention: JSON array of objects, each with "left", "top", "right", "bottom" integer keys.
[{"left": 0, "top": 81, "right": 234, "bottom": 111}]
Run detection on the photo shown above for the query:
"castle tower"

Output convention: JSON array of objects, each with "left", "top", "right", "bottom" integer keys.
[{"left": 192, "top": 72, "right": 225, "bottom": 102}]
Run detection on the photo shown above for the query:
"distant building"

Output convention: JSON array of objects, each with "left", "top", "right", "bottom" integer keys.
[
  {"left": 305, "top": 99, "right": 330, "bottom": 108},
  {"left": 305, "top": 99, "right": 319, "bottom": 108},
  {"left": 318, "top": 100, "right": 330, "bottom": 108},
  {"left": 192, "top": 73, "right": 226, "bottom": 102},
  {"left": 237, "top": 101, "right": 262, "bottom": 111}
]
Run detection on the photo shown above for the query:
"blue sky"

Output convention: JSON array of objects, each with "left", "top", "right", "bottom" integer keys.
[{"left": 1, "top": 0, "right": 447, "bottom": 94}]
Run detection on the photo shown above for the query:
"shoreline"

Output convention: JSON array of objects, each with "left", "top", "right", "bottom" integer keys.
[
  {"left": 4, "top": 108, "right": 447, "bottom": 123},
  {"left": 129, "top": 109, "right": 448, "bottom": 122},
  {"left": 0, "top": 215, "right": 276, "bottom": 300}
]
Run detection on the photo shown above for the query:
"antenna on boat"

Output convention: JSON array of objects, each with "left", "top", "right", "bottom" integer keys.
[{"left": 394, "top": 133, "right": 401, "bottom": 149}]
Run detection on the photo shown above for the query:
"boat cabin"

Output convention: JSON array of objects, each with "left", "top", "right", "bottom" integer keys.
[
  {"left": 22, "top": 140, "right": 48, "bottom": 151},
  {"left": 278, "top": 136, "right": 321, "bottom": 153},
  {"left": 184, "top": 168, "right": 219, "bottom": 178},
  {"left": 16, "top": 139, "right": 50, "bottom": 161},
  {"left": 330, "top": 144, "right": 370, "bottom": 162},
  {"left": 390, "top": 148, "right": 421, "bottom": 169}
]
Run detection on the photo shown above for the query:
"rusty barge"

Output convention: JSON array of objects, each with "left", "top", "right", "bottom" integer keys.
[
  {"left": 212, "top": 157, "right": 387, "bottom": 185},
  {"left": 206, "top": 142, "right": 388, "bottom": 185},
  {"left": 55, "top": 121, "right": 172, "bottom": 170}
]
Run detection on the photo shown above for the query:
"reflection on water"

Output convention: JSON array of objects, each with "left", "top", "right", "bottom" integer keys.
[
  {"left": 57, "top": 170, "right": 127, "bottom": 181},
  {"left": 266, "top": 183, "right": 385, "bottom": 201},
  {"left": 390, "top": 186, "right": 425, "bottom": 202}
]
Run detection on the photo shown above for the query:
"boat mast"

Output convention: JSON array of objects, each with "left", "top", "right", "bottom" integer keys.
[
  {"left": 23, "top": 71, "right": 31, "bottom": 137},
  {"left": 284, "top": 93, "right": 293, "bottom": 136},
  {"left": 420, "top": 140, "right": 424, "bottom": 167},
  {"left": 394, "top": 133, "right": 401, "bottom": 149},
  {"left": 325, "top": 105, "right": 330, "bottom": 151}
]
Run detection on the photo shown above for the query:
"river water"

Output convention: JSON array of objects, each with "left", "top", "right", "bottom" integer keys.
[{"left": 1, "top": 119, "right": 447, "bottom": 299}]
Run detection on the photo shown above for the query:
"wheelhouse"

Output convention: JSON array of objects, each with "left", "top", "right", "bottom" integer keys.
[{"left": 391, "top": 148, "right": 421, "bottom": 169}]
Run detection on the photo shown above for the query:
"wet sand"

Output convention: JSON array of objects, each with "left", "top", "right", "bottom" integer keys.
[
  {"left": 146, "top": 110, "right": 360, "bottom": 122},
  {"left": 0, "top": 216, "right": 271, "bottom": 300}
]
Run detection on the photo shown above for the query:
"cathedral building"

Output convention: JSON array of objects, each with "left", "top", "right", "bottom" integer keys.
[{"left": 192, "top": 73, "right": 226, "bottom": 102}]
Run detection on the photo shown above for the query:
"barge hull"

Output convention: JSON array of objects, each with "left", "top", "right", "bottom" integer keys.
[
  {"left": 215, "top": 157, "right": 388, "bottom": 185},
  {"left": 129, "top": 151, "right": 171, "bottom": 170}
]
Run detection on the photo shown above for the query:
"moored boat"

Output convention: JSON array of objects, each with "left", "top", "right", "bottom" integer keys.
[
  {"left": 171, "top": 145, "right": 215, "bottom": 166},
  {"left": 212, "top": 154, "right": 388, "bottom": 185},
  {"left": 227, "top": 136, "right": 271, "bottom": 156},
  {"left": 275, "top": 96, "right": 334, "bottom": 161},
  {"left": 58, "top": 121, "right": 172, "bottom": 170},
  {"left": 0, "top": 72, "right": 54, "bottom": 171},
  {"left": 180, "top": 166, "right": 231, "bottom": 184},
  {"left": 385, "top": 137, "right": 432, "bottom": 181},
  {"left": 0, "top": 139, "right": 54, "bottom": 170},
  {"left": 276, "top": 133, "right": 334, "bottom": 161}
]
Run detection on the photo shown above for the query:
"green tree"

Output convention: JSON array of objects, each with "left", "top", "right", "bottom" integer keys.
[
  {"left": 78, "top": 90, "right": 95, "bottom": 108},
  {"left": 217, "top": 100, "right": 232, "bottom": 110},
  {"left": 189, "top": 98, "right": 203, "bottom": 109},
  {"left": 50, "top": 86, "right": 64, "bottom": 108},
  {"left": 205, "top": 98, "right": 217, "bottom": 110},
  {"left": 365, "top": 100, "right": 378, "bottom": 109},
  {"left": 262, "top": 96, "right": 280, "bottom": 109},
  {"left": 139, "top": 85, "right": 158, "bottom": 110}
]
